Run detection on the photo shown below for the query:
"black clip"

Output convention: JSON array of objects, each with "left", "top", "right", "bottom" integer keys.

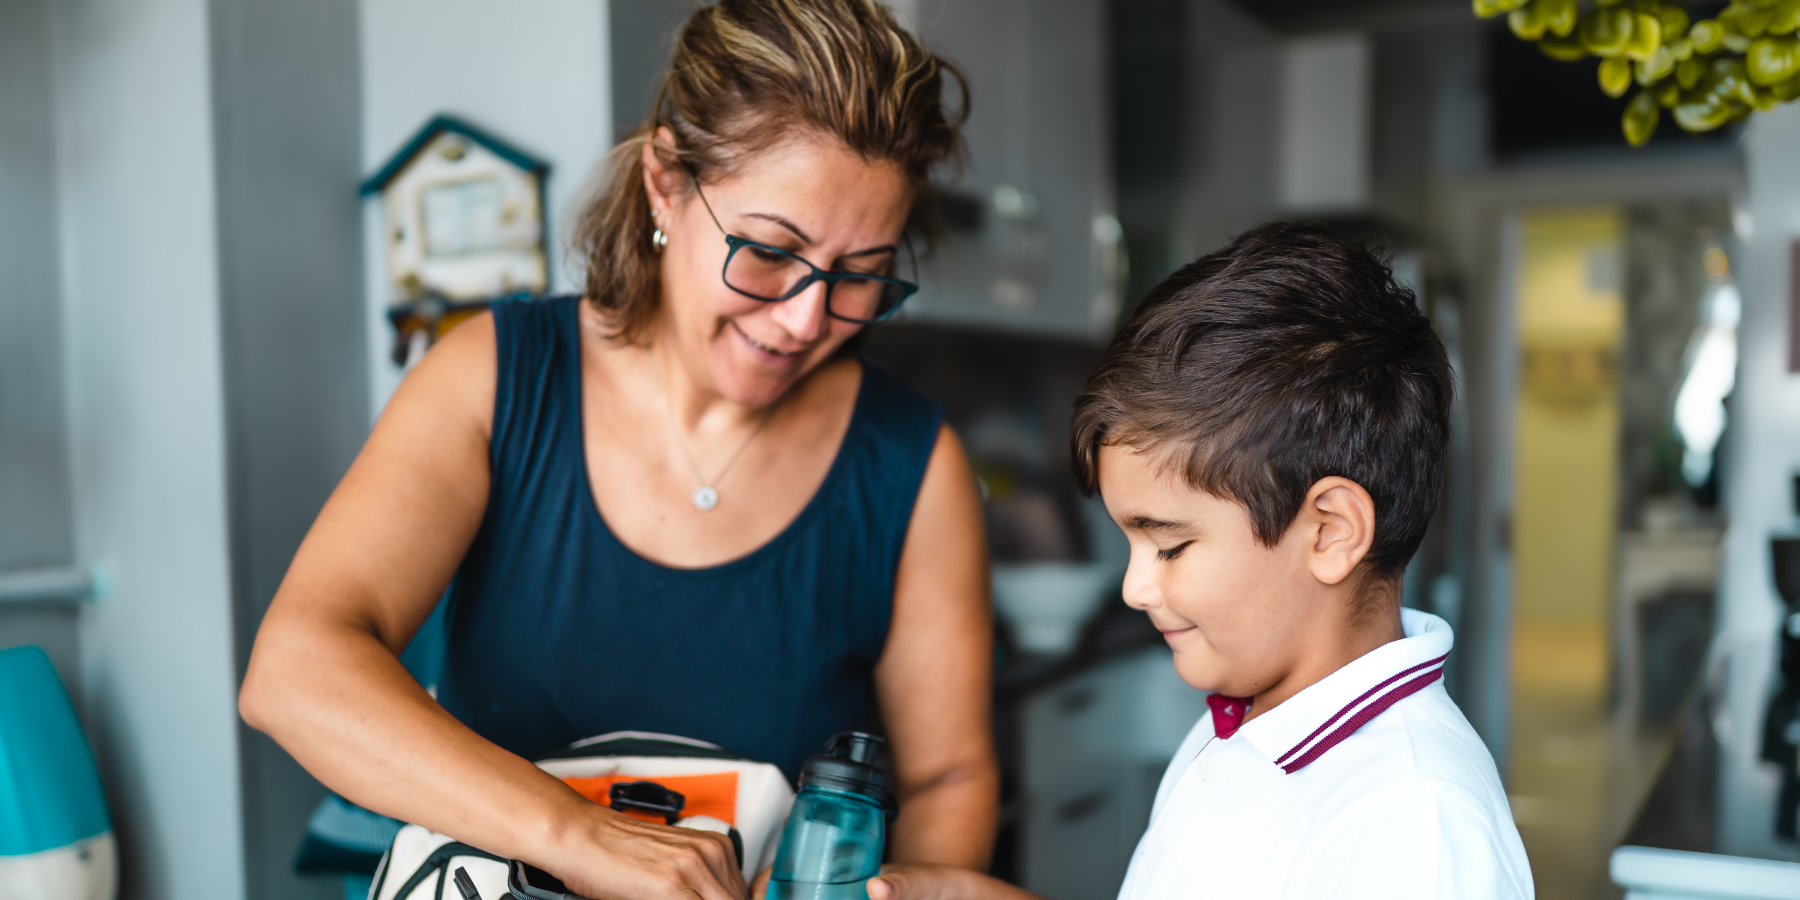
[
  {"left": 609, "top": 780, "right": 687, "bottom": 825},
  {"left": 453, "top": 866, "right": 483, "bottom": 900}
]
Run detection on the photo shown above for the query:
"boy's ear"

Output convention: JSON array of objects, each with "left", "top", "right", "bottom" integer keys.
[{"left": 1301, "top": 476, "right": 1376, "bottom": 587}]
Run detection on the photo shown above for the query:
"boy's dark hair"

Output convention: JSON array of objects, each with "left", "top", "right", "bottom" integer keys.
[{"left": 1071, "top": 221, "right": 1453, "bottom": 583}]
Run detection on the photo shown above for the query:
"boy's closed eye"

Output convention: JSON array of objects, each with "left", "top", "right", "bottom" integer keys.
[{"left": 1155, "top": 541, "right": 1193, "bottom": 562}]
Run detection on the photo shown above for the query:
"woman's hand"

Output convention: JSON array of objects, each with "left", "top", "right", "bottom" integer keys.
[{"left": 542, "top": 806, "right": 747, "bottom": 900}]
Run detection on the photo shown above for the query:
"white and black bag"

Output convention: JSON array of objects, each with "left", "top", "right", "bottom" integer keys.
[{"left": 368, "top": 732, "right": 796, "bottom": 900}]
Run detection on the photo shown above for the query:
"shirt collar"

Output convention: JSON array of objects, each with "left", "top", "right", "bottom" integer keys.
[{"left": 1219, "top": 609, "right": 1452, "bottom": 774}]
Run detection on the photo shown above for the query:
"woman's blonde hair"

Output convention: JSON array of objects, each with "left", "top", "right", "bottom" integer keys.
[{"left": 570, "top": 0, "right": 968, "bottom": 341}]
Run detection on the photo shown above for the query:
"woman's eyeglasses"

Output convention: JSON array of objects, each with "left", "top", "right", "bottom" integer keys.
[{"left": 685, "top": 170, "right": 919, "bottom": 325}]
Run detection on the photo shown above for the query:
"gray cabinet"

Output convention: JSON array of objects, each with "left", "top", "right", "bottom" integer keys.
[
  {"left": 1017, "top": 647, "right": 1209, "bottom": 900},
  {"left": 906, "top": 0, "right": 1120, "bottom": 340}
]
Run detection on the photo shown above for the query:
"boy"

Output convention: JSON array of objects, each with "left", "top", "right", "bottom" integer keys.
[{"left": 873, "top": 222, "right": 1532, "bottom": 899}]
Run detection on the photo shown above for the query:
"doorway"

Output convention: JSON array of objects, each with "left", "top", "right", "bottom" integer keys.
[{"left": 1503, "top": 202, "right": 1733, "bottom": 899}]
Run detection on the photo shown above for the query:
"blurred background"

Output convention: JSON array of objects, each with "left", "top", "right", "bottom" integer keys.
[{"left": 2, "top": 0, "right": 1799, "bottom": 898}]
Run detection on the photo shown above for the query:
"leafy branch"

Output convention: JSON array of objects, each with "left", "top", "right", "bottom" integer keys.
[{"left": 1474, "top": 0, "right": 1800, "bottom": 145}]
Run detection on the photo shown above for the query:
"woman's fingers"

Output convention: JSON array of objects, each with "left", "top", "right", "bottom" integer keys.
[
  {"left": 674, "top": 829, "right": 746, "bottom": 899},
  {"left": 551, "top": 808, "right": 748, "bottom": 900},
  {"left": 750, "top": 866, "right": 773, "bottom": 900}
]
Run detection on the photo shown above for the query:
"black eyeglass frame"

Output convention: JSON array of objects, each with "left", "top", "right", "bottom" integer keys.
[{"left": 684, "top": 168, "right": 920, "bottom": 325}]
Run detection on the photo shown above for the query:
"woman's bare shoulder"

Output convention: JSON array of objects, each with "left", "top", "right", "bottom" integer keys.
[{"left": 385, "top": 311, "right": 499, "bottom": 441}]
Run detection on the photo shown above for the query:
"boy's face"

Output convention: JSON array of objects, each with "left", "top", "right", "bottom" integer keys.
[{"left": 1097, "top": 444, "right": 1331, "bottom": 697}]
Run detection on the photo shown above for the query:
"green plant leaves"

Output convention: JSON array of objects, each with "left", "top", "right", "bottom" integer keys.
[
  {"left": 1541, "top": 32, "right": 1590, "bottom": 59},
  {"left": 1692, "top": 19, "right": 1727, "bottom": 52},
  {"left": 1623, "top": 90, "right": 1661, "bottom": 145},
  {"left": 1600, "top": 55, "right": 1634, "bottom": 95},
  {"left": 1473, "top": 0, "right": 1530, "bottom": 19},
  {"left": 1626, "top": 12, "right": 1664, "bottom": 59},
  {"left": 1677, "top": 54, "right": 1705, "bottom": 88},
  {"left": 1673, "top": 89, "right": 1736, "bottom": 130},
  {"left": 1492, "top": 0, "right": 1800, "bottom": 141},
  {"left": 1771, "top": 0, "right": 1800, "bottom": 34},
  {"left": 1511, "top": 0, "right": 1578, "bottom": 38},
  {"left": 1636, "top": 44, "right": 1678, "bottom": 83},
  {"left": 1658, "top": 5, "right": 1691, "bottom": 37},
  {"left": 1581, "top": 5, "right": 1636, "bottom": 55},
  {"left": 1746, "top": 35, "right": 1800, "bottom": 84}
]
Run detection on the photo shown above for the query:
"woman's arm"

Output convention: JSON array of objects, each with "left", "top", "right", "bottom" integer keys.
[
  {"left": 875, "top": 424, "right": 1001, "bottom": 868},
  {"left": 239, "top": 315, "right": 744, "bottom": 900}
]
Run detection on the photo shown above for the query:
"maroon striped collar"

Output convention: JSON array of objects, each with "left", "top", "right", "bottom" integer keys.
[{"left": 1218, "top": 609, "right": 1453, "bottom": 775}]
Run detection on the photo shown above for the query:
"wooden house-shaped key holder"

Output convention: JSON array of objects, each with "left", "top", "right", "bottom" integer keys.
[{"left": 362, "top": 115, "right": 551, "bottom": 365}]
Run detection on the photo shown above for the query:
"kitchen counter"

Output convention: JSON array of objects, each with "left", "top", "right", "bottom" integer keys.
[{"left": 1611, "top": 670, "right": 1800, "bottom": 898}]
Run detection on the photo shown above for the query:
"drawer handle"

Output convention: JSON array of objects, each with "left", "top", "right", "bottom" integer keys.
[
  {"left": 1057, "top": 688, "right": 1097, "bottom": 714},
  {"left": 1056, "top": 790, "right": 1106, "bottom": 822}
]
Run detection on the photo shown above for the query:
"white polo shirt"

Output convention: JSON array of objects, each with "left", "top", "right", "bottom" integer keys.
[{"left": 1115, "top": 610, "right": 1533, "bottom": 900}]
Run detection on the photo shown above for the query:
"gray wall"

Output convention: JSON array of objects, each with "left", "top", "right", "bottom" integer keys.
[
  {"left": 0, "top": 0, "right": 80, "bottom": 690},
  {"left": 53, "top": 0, "right": 248, "bottom": 893},
  {"left": 1177, "top": 0, "right": 1282, "bottom": 256},
  {"left": 357, "top": 0, "right": 612, "bottom": 413},
  {"left": 207, "top": 0, "right": 368, "bottom": 897},
  {"left": 609, "top": 0, "right": 694, "bottom": 141}
]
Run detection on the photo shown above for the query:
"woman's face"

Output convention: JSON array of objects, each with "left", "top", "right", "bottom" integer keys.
[{"left": 644, "top": 135, "right": 912, "bottom": 408}]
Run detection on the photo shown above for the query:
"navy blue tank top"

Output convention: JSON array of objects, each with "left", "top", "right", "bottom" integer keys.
[{"left": 436, "top": 297, "right": 942, "bottom": 780}]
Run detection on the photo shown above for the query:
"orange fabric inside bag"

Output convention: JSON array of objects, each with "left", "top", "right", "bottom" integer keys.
[{"left": 563, "top": 771, "right": 740, "bottom": 825}]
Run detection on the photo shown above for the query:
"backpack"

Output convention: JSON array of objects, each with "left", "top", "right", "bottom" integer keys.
[{"left": 368, "top": 732, "right": 796, "bottom": 900}]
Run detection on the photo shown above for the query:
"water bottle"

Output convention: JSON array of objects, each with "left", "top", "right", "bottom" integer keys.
[{"left": 766, "top": 732, "right": 892, "bottom": 900}]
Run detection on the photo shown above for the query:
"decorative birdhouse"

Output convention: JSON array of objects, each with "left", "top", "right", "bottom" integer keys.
[{"left": 361, "top": 115, "right": 551, "bottom": 364}]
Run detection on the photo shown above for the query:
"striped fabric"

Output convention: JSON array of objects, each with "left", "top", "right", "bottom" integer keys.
[{"left": 1273, "top": 652, "right": 1449, "bottom": 774}]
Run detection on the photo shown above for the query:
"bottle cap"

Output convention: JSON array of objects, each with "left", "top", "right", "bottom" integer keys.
[{"left": 798, "top": 732, "right": 890, "bottom": 805}]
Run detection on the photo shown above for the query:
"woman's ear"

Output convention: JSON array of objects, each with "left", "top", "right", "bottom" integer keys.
[
  {"left": 640, "top": 126, "right": 685, "bottom": 217},
  {"left": 1302, "top": 476, "right": 1376, "bottom": 587}
]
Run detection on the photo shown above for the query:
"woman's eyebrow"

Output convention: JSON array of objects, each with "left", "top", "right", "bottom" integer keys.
[
  {"left": 745, "top": 212, "right": 814, "bottom": 245},
  {"left": 743, "top": 213, "right": 897, "bottom": 258},
  {"left": 841, "top": 245, "right": 898, "bottom": 258}
]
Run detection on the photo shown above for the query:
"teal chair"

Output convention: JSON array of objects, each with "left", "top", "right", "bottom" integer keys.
[{"left": 0, "top": 645, "right": 116, "bottom": 899}]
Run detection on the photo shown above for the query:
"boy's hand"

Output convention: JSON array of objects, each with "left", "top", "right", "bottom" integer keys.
[
  {"left": 868, "top": 865, "right": 967, "bottom": 900},
  {"left": 870, "top": 865, "right": 1042, "bottom": 900}
]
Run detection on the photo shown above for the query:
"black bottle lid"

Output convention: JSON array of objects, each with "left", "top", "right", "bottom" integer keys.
[{"left": 798, "top": 732, "right": 890, "bottom": 804}]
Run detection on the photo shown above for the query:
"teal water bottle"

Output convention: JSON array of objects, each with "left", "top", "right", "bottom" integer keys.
[
  {"left": 0, "top": 645, "right": 116, "bottom": 900},
  {"left": 766, "top": 733, "right": 891, "bottom": 900}
]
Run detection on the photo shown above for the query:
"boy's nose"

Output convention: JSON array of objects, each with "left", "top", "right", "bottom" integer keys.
[{"left": 1120, "top": 553, "right": 1159, "bottom": 611}]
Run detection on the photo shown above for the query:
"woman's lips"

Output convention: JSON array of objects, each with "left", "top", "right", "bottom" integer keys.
[{"left": 732, "top": 322, "right": 805, "bottom": 366}]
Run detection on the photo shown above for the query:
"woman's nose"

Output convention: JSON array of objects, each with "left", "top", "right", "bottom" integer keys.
[{"left": 770, "top": 278, "right": 830, "bottom": 342}]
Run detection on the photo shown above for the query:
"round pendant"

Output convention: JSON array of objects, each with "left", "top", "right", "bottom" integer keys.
[{"left": 692, "top": 486, "right": 719, "bottom": 511}]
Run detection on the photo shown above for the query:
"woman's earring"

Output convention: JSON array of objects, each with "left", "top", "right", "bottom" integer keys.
[{"left": 651, "top": 228, "right": 668, "bottom": 251}]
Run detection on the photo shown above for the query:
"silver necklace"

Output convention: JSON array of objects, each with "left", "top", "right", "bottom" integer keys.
[{"left": 649, "top": 353, "right": 777, "bottom": 511}]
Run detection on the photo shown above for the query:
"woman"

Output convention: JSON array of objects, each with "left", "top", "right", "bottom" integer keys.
[{"left": 238, "top": 2, "right": 997, "bottom": 898}]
